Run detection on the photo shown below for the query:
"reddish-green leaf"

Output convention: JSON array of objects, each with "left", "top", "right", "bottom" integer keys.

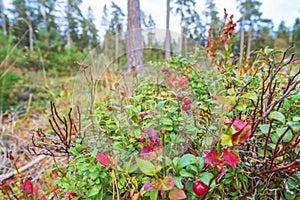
[
  {"left": 169, "top": 188, "right": 186, "bottom": 200},
  {"left": 154, "top": 176, "right": 174, "bottom": 191}
]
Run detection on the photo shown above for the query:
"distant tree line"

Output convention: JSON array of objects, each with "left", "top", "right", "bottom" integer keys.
[{"left": 0, "top": 0, "right": 299, "bottom": 75}]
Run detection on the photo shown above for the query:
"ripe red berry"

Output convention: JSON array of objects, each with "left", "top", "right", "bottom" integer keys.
[
  {"left": 140, "top": 113, "right": 148, "bottom": 119},
  {"left": 183, "top": 97, "right": 192, "bottom": 105},
  {"left": 68, "top": 193, "right": 77, "bottom": 200},
  {"left": 161, "top": 67, "right": 169, "bottom": 72},
  {"left": 182, "top": 104, "right": 191, "bottom": 111},
  {"left": 177, "top": 93, "right": 185, "bottom": 101},
  {"left": 171, "top": 93, "right": 176, "bottom": 98},
  {"left": 193, "top": 181, "right": 208, "bottom": 196},
  {"left": 139, "top": 137, "right": 146, "bottom": 143}
]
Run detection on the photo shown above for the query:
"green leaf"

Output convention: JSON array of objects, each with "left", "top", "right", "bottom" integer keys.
[
  {"left": 284, "top": 190, "right": 296, "bottom": 200},
  {"left": 68, "top": 148, "right": 80, "bottom": 156},
  {"left": 149, "top": 191, "right": 158, "bottom": 200},
  {"left": 287, "top": 121, "right": 300, "bottom": 132},
  {"left": 270, "top": 49, "right": 283, "bottom": 56},
  {"left": 186, "top": 165, "right": 198, "bottom": 175},
  {"left": 157, "top": 100, "right": 166, "bottom": 108},
  {"left": 162, "top": 118, "right": 173, "bottom": 126},
  {"left": 196, "top": 157, "right": 205, "bottom": 171},
  {"left": 241, "top": 92, "right": 257, "bottom": 103},
  {"left": 199, "top": 172, "right": 214, "bottom": 186},
  {"left": 292, "top": 116, "right": 300, "bottom": 121},
  {"left": 136, "top": 157, "right": 161, "bottom": 176},
  {"left": 87, "top": 185, "right": 101, "bottom": 197},
  {"left": 276, "top": 128, "right": 293, "bottom": 142},
  {"left": 236, "top": 103, "right": 247, "bottom": 111},
  {"left": 173, "top": 176, "right": 184, "bottom": 189},
  {"left": 268, "top": 111, "right": 286, "bottom": 124},
  {"left": 176, "top": 154, "right": 197, "bottom": 170},
  {"left": 259, "top": 124, "right": 271, "bottom": 134},
  {"left": 179, "top": 169, "right": 195, "bottom": 178}
]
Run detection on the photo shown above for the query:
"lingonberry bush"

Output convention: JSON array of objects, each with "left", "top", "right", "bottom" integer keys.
[{"left": 23, "top": 12, "right": 300, "bottom": 200}]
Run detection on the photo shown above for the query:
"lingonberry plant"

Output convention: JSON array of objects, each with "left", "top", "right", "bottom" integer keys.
[{"left": 28, "top": 11, "right": 299, "bottom": 200}]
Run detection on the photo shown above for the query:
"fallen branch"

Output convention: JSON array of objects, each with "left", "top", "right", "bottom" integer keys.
[{"left": 0, "top": 155, "right": 46, "bottom": 182}]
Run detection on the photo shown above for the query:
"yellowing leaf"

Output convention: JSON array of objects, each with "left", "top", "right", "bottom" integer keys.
[{"left": 241, "top": 92, "right": 257, "bottom": 103}]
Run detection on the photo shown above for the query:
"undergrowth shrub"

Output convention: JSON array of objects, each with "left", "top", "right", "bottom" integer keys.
[{"left": 15, "top": 12, "right": 300, "bottom": 200}]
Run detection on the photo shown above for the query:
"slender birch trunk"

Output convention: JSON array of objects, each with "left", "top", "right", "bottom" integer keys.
[{"left": 165, "top": 0, "right": 171, "bottom": 60}]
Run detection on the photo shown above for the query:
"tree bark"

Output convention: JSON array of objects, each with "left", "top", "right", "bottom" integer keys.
[
  {"left": 165, "top": 0, "right": 171, "bottom": 60},
  {"left": 126, "top": 0, "right": 144, "bottom": 73},
  {"left": 66, "top": 27, "right": 71, "bottom": 48},
  {"left": 115, "top": 23, "right": 119, "bottom": 59},
  {"left": 239, "top": 8, "right": 246, "bottom": 65},
  {"left": 246, "top": 26, "right": 252, "bottom": 58},
  {"left": 183, "top": 27, "right": 187, "bottom": 57},
  {"left": 27, "top": 11, "right": 33, "bottom": 51},
  {"left": 0, "top": 0, "right": 7, "bottom": 36},
  {"left": 66, "top": 3, "right": 71, "bottom": 48}
]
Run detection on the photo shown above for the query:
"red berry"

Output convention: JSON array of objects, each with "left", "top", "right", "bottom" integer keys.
[
  {"left": 171, "top": 93, "right": 176, "bottom": 98},
  {"left": 193, "top": 181, "right": 208, "bottom": 196},
  {"left": 140, "top": 113, "right": 148, "bottom": 119},
  {"left": 68, "top": 193, "right": 77, "bottom": 200},
  {"left": 177, "top": 93, "right": 185, "bottom": 101},
  {"left": 161, "top": 67, "right": 169, "bottom": 72},
  {"left": 183, "top": 97, "right": 192, "bottom": 105},
  {"left": 139, "top": 137, "right": 146, "bottom": 143},
  {"left": 181, "top": 104, "right": 191, "bottom": 111}
]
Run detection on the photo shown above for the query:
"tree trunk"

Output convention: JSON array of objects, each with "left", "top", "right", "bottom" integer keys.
[
  {"left": 183, "top": 27, "right": 187, "bottom": 57},
  {"left": 165, "top": 0, "right": 171, "bottom": 60},
  {"left": 126, "top": 0, "right": 144, "bottom": 73},
  {"left": 66, "top": 27, "right": 71, "bottom": 48},
  {"left": 27, "top": 11, "right": 33, "bottom": 51},
  {"left": 239, "top": 9, "right": 246, "bottom": 65},
  {"left": 115, "top": 23, "right": 119, "bottom": 60},
  {"left": 66, "top": 3, "right": 71, "bottom": 48},
  {"left": 0, "top": 0, "right": 7, "bottom": 36},
  {"left": 246, "top": 26, "right": 252, "bottom": 59},
  {"left": 179, "top": 26, "right": 183, "bottom": 55}
]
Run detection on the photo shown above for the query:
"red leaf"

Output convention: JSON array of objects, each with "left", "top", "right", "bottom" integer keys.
[
  {"left": 23, "top": 179, "right": 33, "bottom": 194},
  {"left": 228, "top": 118, "right": 245, "bottom": 130},
  {"left": 140, "top": 145, "right": 154, "bottom": 157},
  {"left": 96, "top": 153, "right": 110, "bottom": 167},
  {"left": 51, "top": 171, "right": 58, "bottom": 182},
  {"left": 146, "top": 128, "right": 162, "bottom": 149},
  {"left": 205, "top": 151, "right": 222, "bottom": 165},
  {"left": 221, "top": 148, "right": 239, "bottom": 170},
  {"left": 33, "top": 182, "right": 39, "bottom": 197},
  {"left": 39, "top": 195, "right": 47, "bottom": 200},
  {"left": 146, "top": 128, "right": 159, "bottom": 143}
]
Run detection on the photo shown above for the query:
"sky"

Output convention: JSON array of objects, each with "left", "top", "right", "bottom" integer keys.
[
  {"left": 80, "top": 0, "right": 300, "bottom": 37},
  {"left": 3, "top": 0, "right": 300, "bottom": 37}
]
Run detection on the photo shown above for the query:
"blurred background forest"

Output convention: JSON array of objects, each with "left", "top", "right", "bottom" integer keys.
[
  {"left": 0, "top": 0, "right": 300, "bottom": 199},
  {"left": 0, "top": 0, "right": 300, "bottom": 118}
]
